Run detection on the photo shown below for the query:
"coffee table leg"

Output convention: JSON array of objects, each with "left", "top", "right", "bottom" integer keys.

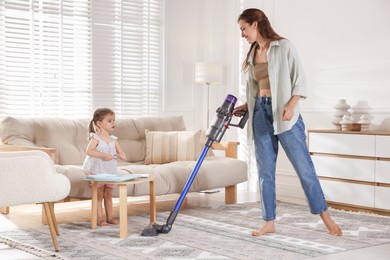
[
  {"left": 91, "top": 182, "right": 98, "bottom": 229},
  {"left": 119, "top": 184, "right": 128, "bottom": 239},
  {"left": 149, "top": 179, "right": 156, "bottom": 223}
]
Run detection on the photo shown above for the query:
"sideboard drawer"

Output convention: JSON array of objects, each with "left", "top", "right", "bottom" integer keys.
[
  {"left": 313, "top": 156, "right": 374, "bottom": 182},
  {"left": 309, "top": 133, "right": 375, "bottom": 157},
  {"left": 375, "top": 161, "right": 390, "bottom": 184},
  {"left": 320, "top": 180, "right": 375, "bottom": 208},
  {"left": 376, "top": 136, "right": 390, "bottom": 158},
  {"left": 308, "top": 130, "right": 390, "bottom": 215}
]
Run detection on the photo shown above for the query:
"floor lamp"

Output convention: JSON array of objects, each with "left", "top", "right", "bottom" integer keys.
[{"left": 195, "top": 62, "right": 222, "bottom": 129}]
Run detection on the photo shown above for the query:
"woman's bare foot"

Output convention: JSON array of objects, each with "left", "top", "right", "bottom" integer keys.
[
  {"left": 251, "top": 221, "right": 276, "bottom": 236},
  {"left": 320, "top": 211, "right": 342, "bottom": 236},
  {"left": 107, "top": 218, "right": 119, "bottom": 225},
  {"left": 98, "top": 219, "right": 108, "bottom": 226}
]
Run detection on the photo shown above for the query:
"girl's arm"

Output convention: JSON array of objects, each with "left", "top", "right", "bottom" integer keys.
[
  {"left": 115, "top": 141, "right": 126, "bottom": 160},
  {"left": 86, "top": 138, "right": 113, "bottom": 160}
]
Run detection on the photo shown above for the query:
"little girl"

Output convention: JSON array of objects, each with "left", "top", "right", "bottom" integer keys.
[{"left": 83, "top": 108, "right": 126, "bottom": 226}]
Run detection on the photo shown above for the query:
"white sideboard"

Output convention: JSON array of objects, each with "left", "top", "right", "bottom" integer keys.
[{"left": 308, "top": 130, "right": 390, "bottom": 215}]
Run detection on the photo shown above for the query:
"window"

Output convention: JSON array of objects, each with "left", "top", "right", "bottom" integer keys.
[{"left": 0, "top": 0, "right": 163, "bottom": 118}]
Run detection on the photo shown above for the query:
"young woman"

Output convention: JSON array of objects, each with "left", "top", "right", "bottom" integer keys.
[
  {"left": 233, "top": 8, "right": 342, "bottom": 237},
  {"left": 83, "top": 108, "right": 126, "bottom": 226}
]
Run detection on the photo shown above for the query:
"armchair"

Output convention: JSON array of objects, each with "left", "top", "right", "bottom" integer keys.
[{"left": 0, "top": 150, "right": 70, "bottom": 252}]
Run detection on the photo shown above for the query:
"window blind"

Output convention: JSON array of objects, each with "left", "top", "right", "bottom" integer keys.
[
  {"left": 121, "top": 0, "right": 162, "bottom": 117},
  {"left": 0, "top": 0, "right": 162, "bottom": 118},
  {"left": 0, "top": 0, "right": 91, "bottom": 117}
]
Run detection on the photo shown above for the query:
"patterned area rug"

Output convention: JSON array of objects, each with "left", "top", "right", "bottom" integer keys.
[
  {"left": 1, "top": 201, "right": 390, "bottom": 259},
  {"left": 0, "top": 235, "right": 64, "bottom": 259}
]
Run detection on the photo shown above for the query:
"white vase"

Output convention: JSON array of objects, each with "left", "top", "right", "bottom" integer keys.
[
  {"left": 340, "top": 114, "right": 352, "bottom": 131},
  {"left": 349, "top": 100, "right": 372, "bottom": 123},
  {"left": 332, "top": 99, "right": 350, "bottom": 130},
  {"left": 358, "top": 114, "right": 371, "bottom": 131}
]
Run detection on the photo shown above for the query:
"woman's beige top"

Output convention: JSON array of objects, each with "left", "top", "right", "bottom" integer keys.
[{"left": 253, "top": 62, "right": 270, "bottom": 90}]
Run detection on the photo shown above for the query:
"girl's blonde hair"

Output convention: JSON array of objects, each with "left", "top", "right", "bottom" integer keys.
[{"left": 88, "top": 108, "right": 114, "bottom": 139}]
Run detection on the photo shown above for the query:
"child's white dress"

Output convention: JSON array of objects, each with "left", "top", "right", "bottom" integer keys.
[{"left": 83, "top": 133, "right": 118, "bottom": 175}]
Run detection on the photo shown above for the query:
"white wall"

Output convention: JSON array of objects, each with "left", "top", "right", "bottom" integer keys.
[
  {"left": 164, "top": 0, "right": 241, "bottom": 136},
  {"left": 274, "top": 0, "right": 390, "bottom": 131},
  {"left": 164, "top": 0, "right": 390, "bottom": 200}
]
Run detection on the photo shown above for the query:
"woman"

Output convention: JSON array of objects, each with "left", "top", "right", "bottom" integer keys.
[{"left": 233, "top": 8, "right": 342, "bottom": 236}]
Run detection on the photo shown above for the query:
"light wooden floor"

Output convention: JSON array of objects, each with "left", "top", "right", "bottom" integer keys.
[
  {"left": 1, "top": 190, "right": 389, "bottom": 259},
  {"left": 0, "top": 190, "right": 260, "bottom": 231}
]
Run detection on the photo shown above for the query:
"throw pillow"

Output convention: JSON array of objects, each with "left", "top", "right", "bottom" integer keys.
[{"left": 145, "top": 129, "right": 202, "bottom": 164}]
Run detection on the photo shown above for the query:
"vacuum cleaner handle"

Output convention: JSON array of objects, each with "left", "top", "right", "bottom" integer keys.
[{"left": 229, "top": 110, "right": 249, "bottom": 129}]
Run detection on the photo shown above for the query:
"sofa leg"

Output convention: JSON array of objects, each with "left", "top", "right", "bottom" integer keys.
[
  {"left": 1, "top": 207, "right": 10, "bottom": 215},
  {"left": 42, "top": 204, "right": 48, "bottom": 224},
  {"left": 225, "top": 185, "right": 237, "bottom": 204}
]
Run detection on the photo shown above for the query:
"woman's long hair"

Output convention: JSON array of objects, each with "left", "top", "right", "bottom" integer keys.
[{"left": 238, "top": 8, "right": 284, "bottom": 72}]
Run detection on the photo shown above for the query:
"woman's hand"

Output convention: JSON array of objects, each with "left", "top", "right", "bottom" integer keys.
[
  {"left": 232, "top": 103, "right": 248, "bottom": 116},
  {"left": 282, "top": 96, "right": 300, "bottom": 121},
  {"left": 282, "top": 106, "right": 294, "bottom": 121}
]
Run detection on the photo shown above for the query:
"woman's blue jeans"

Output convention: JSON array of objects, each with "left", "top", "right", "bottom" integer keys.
[{"left": 253, "top": 96, "right": 327, "bottom": 221}]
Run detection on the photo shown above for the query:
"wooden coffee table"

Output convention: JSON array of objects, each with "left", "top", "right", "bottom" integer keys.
[{"left": 89, "top": 176, "right": 156, "bottom": 239}]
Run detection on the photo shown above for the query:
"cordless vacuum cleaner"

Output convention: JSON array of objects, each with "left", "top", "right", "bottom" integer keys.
[{"left": 141, "top": 94, "right": 248, "bottom": 236}]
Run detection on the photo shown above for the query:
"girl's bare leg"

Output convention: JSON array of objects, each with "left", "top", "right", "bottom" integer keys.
[
  {"left": 97, "top": 187, "right": 108, "bottom": 226},
  {"left": 320, "top": 210, "right": 342, "bottom": 236},
  {"left": 251, "top": 220, "right": 276, "bottom": 236},
  {"left": 104, "top": 187, "right": 119, "bottom": 225}
]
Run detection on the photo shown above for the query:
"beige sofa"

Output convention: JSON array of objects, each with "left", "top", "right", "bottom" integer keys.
[{"left": 0, "top": 115, "right": 247, "bottom": 205}]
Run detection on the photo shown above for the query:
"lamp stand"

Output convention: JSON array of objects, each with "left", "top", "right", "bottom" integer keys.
[
  {"left": 204, "top": 82, "right": 211, "bottom": 130},
  {"left": 195, "top": 62, "right": 222, "bottom": 130}
]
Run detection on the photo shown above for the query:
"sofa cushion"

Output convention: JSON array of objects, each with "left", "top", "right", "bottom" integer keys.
[
  {"left": 131, "top": 157, "right": 248, "bottom": 195},
  {"left": 144, "top": 130, "right": 202, "bottom": 164},
  {"left": 55, "top": 156, "right": 247, "bottom": 199},
  {"left": 114, "top": 116, "right": 186, "bottom": 163}
]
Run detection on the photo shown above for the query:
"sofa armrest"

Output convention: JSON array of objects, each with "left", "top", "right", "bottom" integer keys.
[
  {"left": 0, "top": 144, "right": 56, "bottom": 162},
  {"left": 211, "top": 141, "right": 239, "bottom": 159}
]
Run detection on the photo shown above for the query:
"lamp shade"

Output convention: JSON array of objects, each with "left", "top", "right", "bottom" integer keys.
[{"left": 195, "top": 62, "right": 222, "bottom": 85}]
